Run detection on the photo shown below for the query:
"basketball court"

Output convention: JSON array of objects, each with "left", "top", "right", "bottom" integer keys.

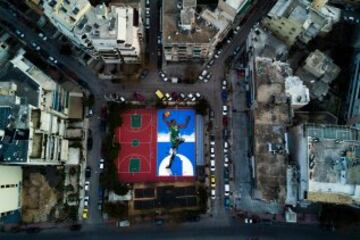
[
  {"left": 116, "top": 108, "right": 196, "bottom": 183},
  {"left": 116, "top": 109, "right": 157, "bottom": 182}
]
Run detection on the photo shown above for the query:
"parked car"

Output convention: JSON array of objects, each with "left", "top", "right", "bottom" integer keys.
[
  {"left": 48, "top": 56, "right": 58, "bottom": 64},
  {"left": 224, "top": 155, "right": 229, "bottom": 168},
  {"left": 87, "top": 129, "right": 93, "bottom": 150},
  {"left": 206, "top": 59, "right": 215, "bottom": 69},
  {"left": 85, "top": 167, "right": 91, "bottom": 178},
  {"left": 195, "top": 92, "right": 201, "bottom": 99},
  {"left": 140, "top": 69, "right": 149, "bottom": 80},
  {"left": 165, "top": 92, "right": 173, "bottom": 101},
  {"left": 134, "top": 92, "right": 146, "bottom": 101},
  {"left": 233, "top": 46, "right": 241, "bottom": 55},
  {"left": 99, "top": 159, "right": 104, "bottom": 170},
  {"left": 31, "top": 42, "right": 40, "bottom": 51},
  {"left": 224, "top": 197, "right": 231, "bottom": 208},
  {"left": 224, "top": 184, "right": 230, "bottom": 196},
  {"left": 179, "top": 92, "right": 186, "bottom": 100},
  {"left": 214, "top": 49, "right": 222, "bottom": 59},
  {"left": 210, "top": 147, "right": 215, "bottom": 158},
  {"left": 84, "top": 181, "right": 90, "bottom": 191},
  {"left": 222, "top": 105, "right": 228, "bottom": 116},
  {"left": 210, "top": 159, "right": 216, "bottom": 172},
  {"left": 233, "top": 26, "right": 240, "bottom": 34},
  {"left": 211, "top": 189, "right": 216, "bottom": 200},
  {"left": 224, "top": 141, "right": 229, "bottom": 153},
  {"left": 210, "top": 175, "right": 216, "bottom": 188},
  {"left": 223, "top": 129, "right": 229, "bottom": 139},
  {"left": 38, "top": 32, "right": 47, "bottom": 41},
  {"left": 155, "top": 89, "right": 165, "bottom": 100},
  {"left": 84, "top": 196, "right": 90, "bottom": 207},
  {"left": 15, "top": 29, "right": 24, "bottom": 38},
  {"left": 82, "top": 208, "right": 89, "bottom": 219}
]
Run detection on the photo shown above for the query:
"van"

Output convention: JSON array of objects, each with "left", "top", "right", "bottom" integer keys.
[{"left": 155, "top": 90, "right": 164, "bottom": 100}]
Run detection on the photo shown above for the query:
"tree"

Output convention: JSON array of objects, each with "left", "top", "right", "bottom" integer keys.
[
  {"left": 195, "top": 99, "right": 209, "bottom": 115},
  {"left": 103, "top": 202, "right": 128, "bottom": 219},
  {"left": 113, "top": 184, "right": 129, "bottom": 196},
  {"left": 69, "top": 167, "right": 77, "bottom": 176},
  {"left": 65, "top": 184, "right": 74, "bottom": 192}
]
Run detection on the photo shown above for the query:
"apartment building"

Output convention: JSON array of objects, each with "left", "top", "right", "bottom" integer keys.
[
  {"left": 0, "top": 50, "right": 83, "bottom": 165},
  {"left": 218, "top": 0, "right": 253, "bottom": 21},
  {"left": 43, "top": 0, "right": 142, "bottom": 63},
  {"left": 0, "top": 165, "right": 22, "bottom": 224},
  {"left": 262, "top": 0, "right": 340, "bottom": 47}
]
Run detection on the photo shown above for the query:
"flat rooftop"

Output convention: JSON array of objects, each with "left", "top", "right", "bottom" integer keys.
[
  {"left": 305, "top": 124, "right": 360, "bottom": 204},
  {"left": 253, "top": 57, "right": 292, "bottom": 202},
  {"left": 163, "top": 1, "right": 217, "bottom": 44}
]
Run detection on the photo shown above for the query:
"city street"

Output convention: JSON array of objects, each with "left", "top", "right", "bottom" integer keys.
[
  {"left": 0, "top": 0, "right": 274, "bottom": 225},
  {"left": 1, "top": 221, "right": 359, "bottom": 240}
]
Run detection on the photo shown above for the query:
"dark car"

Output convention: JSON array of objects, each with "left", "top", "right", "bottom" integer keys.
[
  {"left": 185, "top": 215, "right": 200, "bottom": 222},
  {"left": 140, "top": 69, "right": 149, "bottom": 80},
  {"left": 26, "top": 227, "right": 41, "bottom": 234},
  {"left": 87, "top": 129, "right": 93, "bottom": 150},
  {"left": 154, "top": 218, "right": 164, "bottom": 225},
  {"left": 223, "top": 129, "right": 229, "bottom": 140},
  {"left": 85, "top": 167, "right": 91, "bottom": 178},
  {"left": 69, "top": 224, "right": 82, "bottom": 231},
  {"left": 223, "top": 116, "right": 229, "bottom": 127},
  {"left": 133, "top": 92, "right": 146, "bottom": 101},
  {"left": 221, "top": 90, "right": 228, "bottom": 102}
]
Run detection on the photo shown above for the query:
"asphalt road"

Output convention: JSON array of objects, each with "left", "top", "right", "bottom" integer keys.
[
  {"left": 0, "top": 0, "right": 273, "bottom": 226},
  {"left": 1, "top": 222, "right": 359, "bottom": 240}
]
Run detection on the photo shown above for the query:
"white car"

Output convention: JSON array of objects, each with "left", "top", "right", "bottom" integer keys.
[
  {"left": 15, "top": 29, "right": 24, "bottom": 38},
  {"left": 99, "top": 159, "right": 104, "bottom": 170},
  {"left": 245, "top": 218, "right": 253, "bottom": 224},
  {"left": 165, "top": 93, "right": 173, "bottom": 101},
  {"left": 38, "top": 32, "right": 47, "bottom": 41},
  {"left": 195, "top": 92, "right": 201, "bottom": 99},
  {"left": 201, "top": 69, "right": 208, "bottom": 77},
  {"left": 222, "top": 105, "right": 228, "bottom": 116},
  {"left": 224, "top": 184, "right": 230, "bottom": 196},
  {"left": 211, "top": 189, "right": 216, "bottom": 200},
  {"left": 179, "top": 92, "right": 186, "bottom": 99},
  {"left": 222, "top": 80, "right": 227, "bottom": 87},
  {"left": 210, "top": 140, "right": 215, "bottom": 146},
  {"left": 49, "top": 56, "right": 58, "bottom": 64},
  {"left": 233, "top": 26, "right": 240, "bottom": 34},
  {"left": 210, "top": 159, "right": 216, "bottom": 172},
  {"left": 224, "top": 155, "right": 229, "bottom": 167},
  {"left": 145, "top": 9, "right": 150, "bottom": 16},
  {"left": 31, "top": 42, "right": 40, "bottom": 51},
  {"left": 210, "top": 147, "right": 215, "bottom": 158},
  {"left": 224, "top": 141, "right": 229, "bottom": 154},
  {"left": 84, "top": 181, "right": 90, "bottom": 191},
  {"left": 84, "top": 196, "right": 90, "bottom": 207}
]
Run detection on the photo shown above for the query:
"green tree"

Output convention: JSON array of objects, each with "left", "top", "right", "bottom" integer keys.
[
  {"left": 103, "top": 202, "right": 128, "bottom": 219},
  {"left": 65, "top": 184, "right": 75, "bottom": 192}
]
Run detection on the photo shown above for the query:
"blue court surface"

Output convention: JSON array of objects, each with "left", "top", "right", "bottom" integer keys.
[{"left": 157, "top": 109, "right": 196, "bottom": 177}]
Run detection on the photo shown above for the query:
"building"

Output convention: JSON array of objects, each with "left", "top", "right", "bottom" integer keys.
[
  {"left": 250, "top": 57, "right": 293, "bottom": 203},
  {"left": 0, "top": 50, "right": 83, "bottom": 165},
  {"left": 262, "top": 0, "right": 340, "bottom": 47},
  {"left": 290, "top": 124, "right": 360, "bottom": 206},
  {"left": 43, "top": 0, "right": 143, "bottom": 63},
  {"left": 297, "top": 49, "right": 340, "bottom": 100},
  {"left": 162, "top": 0, "right": 218, "bottom": 62},
  {"left": 0, "top": 165, "right": 22, "bottom": 224},
  {"left": 285, "top": 76, "right": 310, "bottom": 109},
  {"left": 346, "top": 52, "right": 360, "bottom": 127},
  {"left": 218, "top": 0, "right": 253, "bottom": 21}
]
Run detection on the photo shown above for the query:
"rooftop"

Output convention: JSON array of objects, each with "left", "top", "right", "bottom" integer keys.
[
  {"left": 253, "top": 57, "right": 293, "bottom": 202},
  {"left": 163, "top": 1, "right": 217, "bottom": 44},
  {"left": 305, "top": 124, "right": 360, "bottom": 204}
]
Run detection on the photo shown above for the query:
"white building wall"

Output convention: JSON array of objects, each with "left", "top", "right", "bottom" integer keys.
[{"left": 0, "top": 165, "right": 22, "bottom": 214}]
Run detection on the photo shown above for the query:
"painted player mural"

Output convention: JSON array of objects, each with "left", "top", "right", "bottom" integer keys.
[{"left": 157, "top": 109, "right": 196, "bottom": 177}]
